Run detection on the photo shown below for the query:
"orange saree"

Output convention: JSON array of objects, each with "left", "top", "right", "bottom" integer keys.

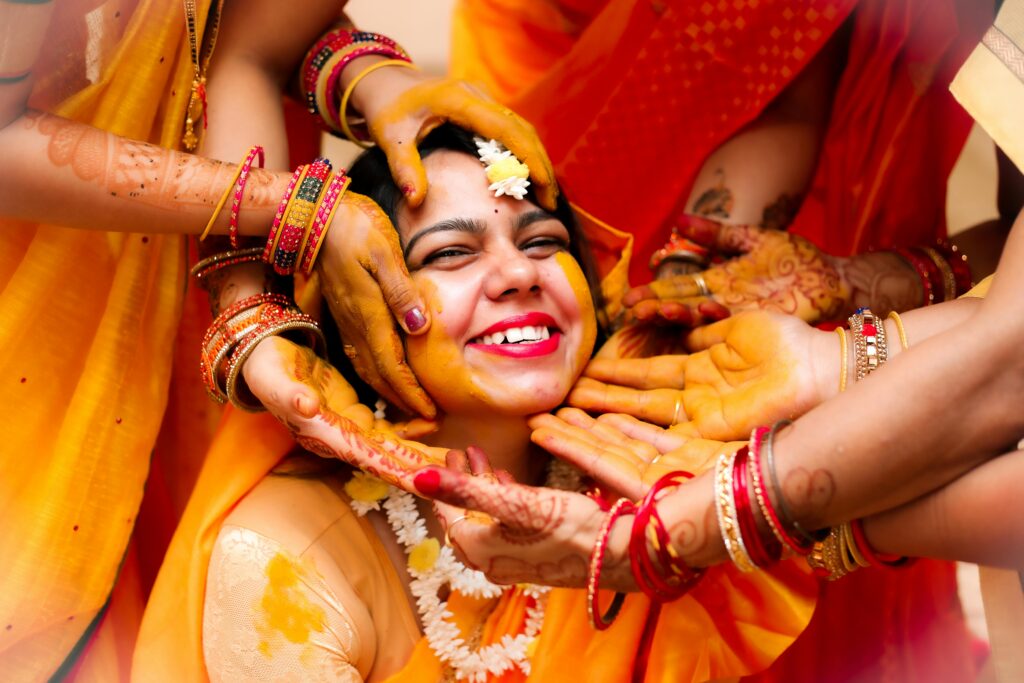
[{"left": 451, "top": 0, "right": 991, "bottom": 681}]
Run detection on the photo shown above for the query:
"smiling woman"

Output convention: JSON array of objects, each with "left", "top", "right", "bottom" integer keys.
[{"left": 186, "top": 126, "right": 816, "bottom": 682}]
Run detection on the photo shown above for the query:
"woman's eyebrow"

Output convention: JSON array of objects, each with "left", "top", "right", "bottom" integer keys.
[
  {"left": 513, "top": 209, "right": 559, "bottom": 231},
  {"left": 403, "top": 217, "right": 485, "bottom": 258}
]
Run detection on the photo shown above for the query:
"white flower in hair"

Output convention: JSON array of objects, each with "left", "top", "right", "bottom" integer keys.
[{"left": 474, "top": 136, "right": 531, "bottom": 200}]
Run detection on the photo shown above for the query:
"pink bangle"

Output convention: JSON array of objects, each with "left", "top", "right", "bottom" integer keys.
[
  {"left": 748, "top": 426, "right": 812, "bottom": 556},
  {"left": 300, "top": 171, "right": 350, "bottom": 274},
  {"left": 263, "top": 166, "right": 304, "bottom": 264},
  {"left": 228, "top": 145, "right": 265, "bottom": 248},
  {"left": 587, "top": 498, "right": 634, "bottom": 630},
  {"left": 733, "top": 446, "right": 782, "bottom": 568}
]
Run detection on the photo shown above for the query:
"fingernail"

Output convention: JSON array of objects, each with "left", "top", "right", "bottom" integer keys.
[
  {"left": 404, "top": 307, "right": 426, "bottom": 332},
  {"left": 295, "top": 394, "right": 317, "bottom": 418},
  {"left": 414, "top": 468, "right": 441, "bottom": 496},
  {"left": 402, "top": 183, "right": 414, "bottom": 196}
]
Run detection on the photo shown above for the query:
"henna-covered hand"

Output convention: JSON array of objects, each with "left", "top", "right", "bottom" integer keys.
[
  {"left": 353, "top": 66, "right": 557, "bottom": 210},
  {"left": 316, "top": 192, "right": 436, "bottom": 418},
  {"left": 529, "top": 407, "right": 740, "bottom": 500},
  {"left": 415, "top": 459, "right": 628, "bottom": 589},
  {"left": 242, "top": 335, "right": 443, "bottom": 491},
  {"left": 624, "top": 221, "right": 920, "bottom": 326},
  {"left": 569, "top": 311, "right": 837, "bottom": 440}
]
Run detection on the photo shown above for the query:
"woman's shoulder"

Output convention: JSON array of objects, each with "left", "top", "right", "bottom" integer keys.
[{"left": 203, "top": 456, "right": 379, "bottom": 680}]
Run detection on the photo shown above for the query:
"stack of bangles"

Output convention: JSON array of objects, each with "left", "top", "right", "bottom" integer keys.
[
  {"left": 196, "top": 292, "right": 326, "bottom": 411},
  {"left": 299, "top": 27, "right": 416, "bottom": 145},
  {"left": 587, "top": 471, "right": 705, "bottom": 630},
  {"left": 192, "top": 144, "right": 351, "bottom": 409},
  {"left": 893, "top": 242, "right": 972, "bottom": 305}
]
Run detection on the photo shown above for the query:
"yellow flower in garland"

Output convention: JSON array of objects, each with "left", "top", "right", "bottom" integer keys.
[
  {"left": 409, "top": 538, "right": 441, "bottom": 572},
  {"left": 344, "top": 471, "right": 390, "bottom": 503}
]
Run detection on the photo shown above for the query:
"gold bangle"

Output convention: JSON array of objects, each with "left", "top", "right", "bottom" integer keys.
[
  {"left": 714, "top": 450, "right": 756, "bottom": 573},
  {"left": 887, "top": 311, "right": 909, "bottom": 351},
  {"left": 225, "top": 318, "right": 326, "bottom": 411},
  {"left": 339, "top": 59, "right": 419, "bottom": 147},
  {"left": 835, "top": 327, "right": 848, "bottom": 393},
  {"left": 200, "top": 154, "right": 250, "bottom": 240},
  {"left": 921, "top": 247, "right": 957, "bottom": 303}
]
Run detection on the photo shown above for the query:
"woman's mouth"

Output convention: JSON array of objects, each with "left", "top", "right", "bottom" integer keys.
[{"left": 467, "top": 313, "right": 562, "bottom": 358}]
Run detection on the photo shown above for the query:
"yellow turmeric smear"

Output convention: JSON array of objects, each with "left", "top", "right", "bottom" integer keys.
[{"left": 256, "top": 552, "right": 327, "bottom": 656}]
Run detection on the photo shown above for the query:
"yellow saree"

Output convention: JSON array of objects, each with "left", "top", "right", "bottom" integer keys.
[{"left": 0, "top": 1, "right": 218, "bottom": 678}]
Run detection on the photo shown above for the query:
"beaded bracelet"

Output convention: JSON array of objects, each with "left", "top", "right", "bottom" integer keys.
[
  {"left": 190, "top": 247, "right": 265, "bottom": 283},
  {"left": 587, "top": 498, "right": 634, "bottom": 630},
  {"left": 228, "top": 145, "right": 265, "bottom": 248},
  {"left": 714, "top": 448, "right": 757, "bottom": 573},
  {"left": 262, "top": 166, "right": 304, "bottom": 264},
  {"left": 200, "top": 293, "right": 292, "bottom": 402},
  {"left": 300, "top": 171, "right": 350, "bottom": 274},
  {"left": 224, "top": 312, "right": 327, "bottom": 411},
  {"left": 273, "top": 158, "right": 332, "bottom": 275},
  {"left": 849, "top": 307, "right": 888, "bottom": 381},
  {"left": 302, "top": 29, "right": 406, "bottom": 120}
]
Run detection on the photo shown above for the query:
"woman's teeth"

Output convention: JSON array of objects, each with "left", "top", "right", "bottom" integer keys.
[{"left": 473, "top": 326, "right": 552, "bottom": 345}]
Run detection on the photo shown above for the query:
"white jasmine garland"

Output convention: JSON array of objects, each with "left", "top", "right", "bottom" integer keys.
[{"left": 352, "top": 463, "right": 581, "bottom": 681}]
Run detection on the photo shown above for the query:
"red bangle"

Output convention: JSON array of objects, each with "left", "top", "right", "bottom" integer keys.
[
  {"left": 748, "top": 426, "right": 810, "bottom": 556},
  {"left": 849, "top": 519, "right": 914, "bottom": 568},
  {"left": 733, "top": 446, "right": 782, "bottom": 568},
  {"left": 931, "top": 241, "right": 973, "bottom": 296},
  {"left": 228, "top": 145, "right": 265, "bottom": 248},
  {"left": 893, "top": 247, "right": 938, "bottom": 306},
  {"left": 588, "top": 498, "right": 634, "bottom": 630},
  {"left": 629, "top": 471, "right": 702, "bottom": 602}
]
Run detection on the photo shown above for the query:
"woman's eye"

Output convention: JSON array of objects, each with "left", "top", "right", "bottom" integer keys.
[
  {"left": 421, "top": 246, "right": 473, "bottom": 266},
  {"left": 522, "top": 236, "right": 569, "bottom": 256}
]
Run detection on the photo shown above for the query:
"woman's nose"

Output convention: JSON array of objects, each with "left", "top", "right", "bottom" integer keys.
[{"left": 483, "top": 246, "right": 541, "bottom": 300}]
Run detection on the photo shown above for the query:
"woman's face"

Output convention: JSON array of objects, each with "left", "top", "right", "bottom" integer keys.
[{"left": 396, "top": 150, "right": 596, "bottom": 418}]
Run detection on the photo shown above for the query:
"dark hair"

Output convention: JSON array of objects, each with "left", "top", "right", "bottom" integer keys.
[{"left": 322, "top": 124, "right": 606, "bottom": 407}]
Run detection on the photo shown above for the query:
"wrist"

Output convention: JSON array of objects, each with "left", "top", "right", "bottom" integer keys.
[
  {"left": 836, "top": 251, "right": 924, "bottom": 316},
  {"left": 809, "top": 326, "right": 846, "bottom": 403}
]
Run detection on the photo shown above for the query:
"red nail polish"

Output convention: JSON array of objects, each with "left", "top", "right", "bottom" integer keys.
[
  {"left": 414, "top": 468, "right": 441, "bottom": 496},
  {"left": 405, "top": 307, "right": 426, "bottom": 332},
  {"left": 402, "top": 184, "right": 414, "bottom": 196}
]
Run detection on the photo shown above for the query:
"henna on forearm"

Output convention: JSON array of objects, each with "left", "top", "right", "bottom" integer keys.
[{"left": 834, "top": 250, "right": 923, "bottom": 316}]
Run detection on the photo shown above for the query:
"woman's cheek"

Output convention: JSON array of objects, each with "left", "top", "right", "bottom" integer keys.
[
  {"left": 405, "top": 278, "right": 486, "bottom": 411},
  {"left": 555, "top": 252, "right": 597, "bottom": 373}
]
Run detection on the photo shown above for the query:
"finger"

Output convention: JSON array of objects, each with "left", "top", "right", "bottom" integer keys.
[
  {"left": 684, "top": 315, "right": 738, "bottom": 352},
  {"left": 567, "top": 377, "right": 681, "bottom": 425},
  {"left": 446, "top": 449, "right": 469, "bottom": 472},
  {"left": 630, "top": 298, "right": 696, "bottom": 326},
  {"left": 675, "top": 220, "right": 767, "bottom": 254},
  {"left": 414, "top": 465, "right": 511, "bottom": 514},
  {"left": 555, "top": 407, "right": 639, "bottom": 452},
  {"left": 466, "top": 445, "right": 494, "bottom": 475},
  {"left": 390, "top": 417, "right": 439, "bottom": 439},
  {"left": 439, "top": 94, "right": 558, "bottom": 210},
  {"left": 351, "top": 193, "right": 431, "bottom": 335},
  {"left": 495, "top": 469, "right": 515, "bottom": 485},
  {"left": 595, "top": 413, "right": 689, "bottom": 454},
  {"left": 375, "top": 127, "right": 430, "bottom": 208},
  {"left": 583, "top": 355, "right": 688, "bottom": 390},
  {"left": 531, "top": 426, "right": 644, "bottom": 500},
  {"left": 364, "top": 317, "right": 437, "bottom": 419},
  {"left": 531, "top": 412, "right": 651, "bottom": 467}
]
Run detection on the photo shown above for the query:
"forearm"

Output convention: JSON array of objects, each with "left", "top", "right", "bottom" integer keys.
[
  {"left": 831, "top": 250, "right": 923, "bottom": 317},
  {"left": 778, "top": 314, "right": 1024, "bottom": 530},
  {"left": 863, "top": 448, "right": 1024, "bottom": 569},
  {"left": 0, "top": 111, "right": 288, "bottom": 236}
]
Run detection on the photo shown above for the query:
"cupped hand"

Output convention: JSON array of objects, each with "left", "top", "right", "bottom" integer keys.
[
  {"left": 529, "top": 408, "right": 737, "bottom": 500},
  {"left": 355, "top": 66, "right": 557, "bottom": 210},
  {"left": 243, "top": 335, "right": 443, "bottom": 491},
  {"left": 569, "top": 310, "right": 837, "bottom": 441},
  {"left": 316, "top": 191, "right": 436, "bottom": 418},
  {"left": 625, "top": 221, "right": 852, "bottom": 326}
]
